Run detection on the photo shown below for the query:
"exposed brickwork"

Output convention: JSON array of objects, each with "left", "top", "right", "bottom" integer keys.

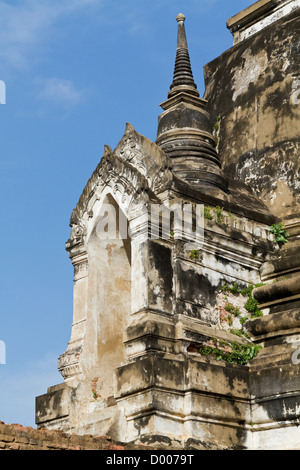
[{"left": 0, "top": 422, "right": 149, "bottom": 451}]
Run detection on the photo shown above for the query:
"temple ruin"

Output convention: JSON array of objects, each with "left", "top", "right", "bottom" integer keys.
[{"left": 36, "top": 0, "right": 300, "bottom": 450}]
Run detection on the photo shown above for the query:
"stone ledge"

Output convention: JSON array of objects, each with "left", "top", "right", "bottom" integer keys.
[
  {"left": 227, "top": 0, "right": 277, "bottom": 33},
  {"left": 253, "top": 276, "right": 300, "bottom": 306},
  {"left": 226, "top": 0, "right": 298, "bottom": 44}
]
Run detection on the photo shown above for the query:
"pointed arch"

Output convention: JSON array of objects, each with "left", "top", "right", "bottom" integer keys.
[{"left": 81, "top": 193, "right": 131, "bottom": 399}]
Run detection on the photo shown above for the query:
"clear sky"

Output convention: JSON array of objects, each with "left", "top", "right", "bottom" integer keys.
[{"left": 0, "top": 0, "right": 253, "bottom": 427}]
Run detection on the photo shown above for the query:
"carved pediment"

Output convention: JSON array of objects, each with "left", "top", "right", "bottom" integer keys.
[
  {"left": 114, "top": 123, "right": 173, "bottom": 193},
  {"left": 69, "top": 123, "right": 173, "bottom": 234}
]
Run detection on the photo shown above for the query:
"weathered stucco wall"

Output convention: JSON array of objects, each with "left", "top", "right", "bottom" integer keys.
[{"left": 204, "top": 9, "right": 299, "bottom": 218}]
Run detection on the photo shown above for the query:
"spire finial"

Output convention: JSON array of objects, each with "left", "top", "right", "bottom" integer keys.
[
  {"left": 176, "top": 13, "right": 185, "bottom": 22},
  {"left": 168, "top": 14, "right": 199, "bottom": 98}
]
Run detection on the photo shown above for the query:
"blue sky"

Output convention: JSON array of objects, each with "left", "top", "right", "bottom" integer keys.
[{"left": 0, "top": 0, "right": 252, "bottom": 427}]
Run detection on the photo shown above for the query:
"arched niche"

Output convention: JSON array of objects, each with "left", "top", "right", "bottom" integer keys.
[{"left": 84, "top": 193, "right": 132, "bottom": 399}]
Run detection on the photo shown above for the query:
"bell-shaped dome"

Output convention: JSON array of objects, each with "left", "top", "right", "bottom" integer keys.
[{"left": 156, "top": 14, "right": 228, "bottom": 193}]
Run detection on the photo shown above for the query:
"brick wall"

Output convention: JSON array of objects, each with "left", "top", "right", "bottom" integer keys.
[{"left": 0, "top": 421, "right": 149, "bottom": 451}]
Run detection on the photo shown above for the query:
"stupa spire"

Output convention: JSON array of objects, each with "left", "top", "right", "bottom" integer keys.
[
  {"left": 169, "top": 13, "right": 199, "bottom": 98},
  {"left": 156, "top": 14, "right": 228, "bottom": 195}
]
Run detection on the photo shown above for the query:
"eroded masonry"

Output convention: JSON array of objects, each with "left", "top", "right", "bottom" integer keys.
[{"left": 36, "top": 0, "right": 300, "bottom": 450}]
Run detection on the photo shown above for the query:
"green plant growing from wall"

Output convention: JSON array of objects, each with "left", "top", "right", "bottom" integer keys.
[
  {"left": 269, "top": 223, "right": 290, "bottom": 247},
  {"left": 233, "top": 307, "right": 241, "bottom": 317},
  {"left": 203, "top": 206, "right": 213, "bottom": 220},
  {"left": 240, "top": 284, "right": 255, "bottom": 297},
  {"left": 240, "top": 315, "right": 249, "bottom": 326},
  {"left": 202, "top": 205, "right": 228, "bottom": 224},
  {"left": 230, "top": 328, "right": 249, "bottom": 339},
  {"left": 220, "top": 281, "right": 264, "bottom": 333},
  {"left": 224, "top": 303, "right": 234, "bottom": 312},
  {"left": 213, "top": 115, "right": 222, "bottom": 132},
  {"left": 244, "top": 296, "right": 262, "bottom": 318},
  {"left": 189, "top": 249, "right": 199, "bottom": 260},
  {"left": 222, "top": 281, "right": 240, "bottom": 294},
  {"left": 213, "top": 206, "right": 224, "bottom": 224},
  {"left": 199, "top": 338, "right": 261, "bottom": 365}
]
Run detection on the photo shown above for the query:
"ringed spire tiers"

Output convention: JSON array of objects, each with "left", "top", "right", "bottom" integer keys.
[
  {"left": 168, "top": 13, "right": 199, "bottom": 98},
  {"left": 156, "top": 14, "right": 228, "bottom": 194}
]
